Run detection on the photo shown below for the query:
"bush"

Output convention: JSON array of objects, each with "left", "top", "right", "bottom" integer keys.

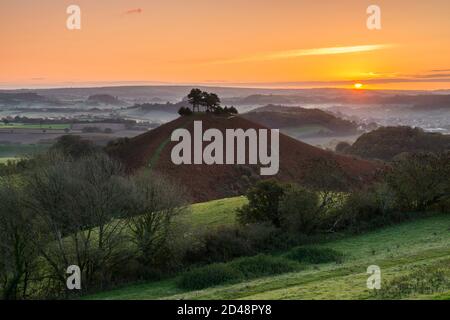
[
  {"left": 386, "top": 152, "right": 450, "bottom": 212},
  {"left": 229, "top": 254, "right": 300, "bottom": 278},
  {"left": 279, "top": 185, "right": 320, "bottom": 234},
  {"left": 335, "top": 141, "right": 351, "bottom": 154},
  {"left": 323, "top": 183, "right": 399, "bottom": 233},
  {"left": 177, "top": 263, "right": 243, "bottom": 290},
  {"left": 185, "top": 222, "right": 301, "bottom": 265},
  {"left": 236, "top": 180, "right": 286, "bottom": 227},
  {"left": 285, "top": 247, "right": 344, "bottom": 264},
  {"left": 375, "top": 262, "right": 450, "bottom": 299},
  {"left": 185, "top": 225, "right": 255, "bottom": 264},
  {"left": 178, "top": 254, "right": 301, "bottom": 290},
  {"left": 178, "top": 107, "right": 193, "bottom": 116}
]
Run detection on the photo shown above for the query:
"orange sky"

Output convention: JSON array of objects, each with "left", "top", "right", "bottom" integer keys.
[{"left": 1, "top": 0, "right": 450, "bottom": 90}]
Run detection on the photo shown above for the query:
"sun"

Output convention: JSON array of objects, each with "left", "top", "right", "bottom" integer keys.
[{"left": 354, "top": 83, "right": 364, "bottom": 89}]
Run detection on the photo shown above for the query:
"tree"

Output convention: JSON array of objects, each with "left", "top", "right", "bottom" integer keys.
[
  {"left": 187, "top": 88, "right": 203, "bottom": 112},
  {"left": 203, "top": 92, "right": 221, "bottom": 112},
  {"left": 236, "top": 180, "right": 286, "bottom": 227},
  {"left": 126, "top": 171, "right": 190, "bottom": 275},
  {"left": 50, "top": 135, "right": 97, "bottom": 158},
  {"left": 335, "top": 141, "right": 351, "bottom": 154},
  {"left": 228, "top": 106, "right": 238, "bottom": 114},
  {"left": 24, "top": 152, "right": 132, "bottom": 294},
  {"left": 0, "top": 177, "right": 37, "bottom": 300},
  {"left": 302, "top": 158, "right": 350, "bottom": 213},
  {"left": 386, "top": 152, "right": 450, "bottom": 211},
  {"left": 278, "top": 185, "right": 320, "bottom": 234},
  {"left": 178, "top": 106, "right": 193, "bottom": 116}
]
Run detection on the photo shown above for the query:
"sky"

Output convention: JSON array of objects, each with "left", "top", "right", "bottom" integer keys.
[{"left": 1, "top": 0, "right": 450, "bottom": 90}]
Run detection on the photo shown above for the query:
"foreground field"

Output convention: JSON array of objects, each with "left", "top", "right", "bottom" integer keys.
[{"left": 87, "top": 213, "right": 450, "bottom": 300}]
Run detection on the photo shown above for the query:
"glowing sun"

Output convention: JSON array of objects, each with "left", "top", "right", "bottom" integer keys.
[{"left": 354, "top": 83, "right": 364, "bottom": 89}]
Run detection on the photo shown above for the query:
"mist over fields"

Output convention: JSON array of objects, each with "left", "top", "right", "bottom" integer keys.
[{"left": 1, "top": 86, "right": 449, "bottom": 157}]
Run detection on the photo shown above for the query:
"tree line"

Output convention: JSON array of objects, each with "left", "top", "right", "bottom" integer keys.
[{"left": 178, "top": 89, "right": 238, "bottom": 115}]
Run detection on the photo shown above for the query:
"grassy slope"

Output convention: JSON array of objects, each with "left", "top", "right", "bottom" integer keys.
[
  {"left": 185, "top": 196, "right": 247, "bottom": 227},
  {"left": 87, "top": 211, "right": 450, "bottom": 300}
]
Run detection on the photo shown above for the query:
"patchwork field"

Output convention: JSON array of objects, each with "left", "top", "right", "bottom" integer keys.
[
  {"left": 86, "top": 199, "right": 450, "bottom": 300},
  {"left": 0, "top": 123, "right": 70, "bottom": 130}
]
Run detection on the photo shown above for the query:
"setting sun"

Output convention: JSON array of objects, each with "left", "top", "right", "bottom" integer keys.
[{"left": 354, "top": 83, "right": 364, "bottom": 89}]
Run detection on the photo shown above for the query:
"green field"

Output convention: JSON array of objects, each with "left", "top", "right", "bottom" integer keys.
[
  {"left": 86, "top": 196, "right": 450, "bottom": 300},
  {"left": 0, "top": 144, "right": 49, "bottom": 159},
  {"left": 185, "top": 196, "right": 247, "bottom": 227},
  {"left": 0, "top": 157, "right": 18, "bottom": 164},
  {"left": 0, "top": 123, "right": 70, "bottom": 130}
]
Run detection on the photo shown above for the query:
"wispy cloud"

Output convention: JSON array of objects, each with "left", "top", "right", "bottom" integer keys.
[
  {"left": 430, "top": 69, "right": 450, "bottom": 72},
  {"left": 124, "top": 8, "right": 142, "bottom": 15},
  {"left": 206, "top": 44, "right": 394, "bottom": 65}
]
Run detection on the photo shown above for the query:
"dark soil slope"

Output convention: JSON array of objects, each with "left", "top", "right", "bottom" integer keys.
[{"left": 108, "top": 114, "right": 380, "bottom": 202}]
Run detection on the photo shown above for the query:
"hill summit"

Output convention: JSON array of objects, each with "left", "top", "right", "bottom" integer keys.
[{"left": 108, "top": 114, "right": 379, "bottom": 202}]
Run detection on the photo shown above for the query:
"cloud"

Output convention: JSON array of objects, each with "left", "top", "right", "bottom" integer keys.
[
  {"left": 124, "top": 8, "right": 142, "bottom": 15},
  {"left": 205, "top": 44, "right": 394, "bottom": 65},
  {"left": 430, "top": 69, "right": 450, "bottom": 72},
  {"left": 412, "top": 73, "right": 450, "bottom": 79},
  {"left": 237, "top": 78, "right": 450, "bottom": 88}
]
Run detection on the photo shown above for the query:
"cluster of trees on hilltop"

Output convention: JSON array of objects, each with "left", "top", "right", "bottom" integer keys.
[{"left": 178, "top": 89, "right": 238, "bottom": 116}]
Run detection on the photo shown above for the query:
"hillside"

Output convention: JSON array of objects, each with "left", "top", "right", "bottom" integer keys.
[
  {"left": 108, "top": 114, "right": 379, "bottom": 202},
  {"left": 87, "top": 212, "right": 450, "bottom": 300},
  {"left": 242, "top": 105, "right": 358, "bottom": 137},
  {"left": 345, "top": 126, "right": 450, "bottom": 161}
]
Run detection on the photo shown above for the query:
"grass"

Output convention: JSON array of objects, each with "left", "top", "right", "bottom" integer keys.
[
  {"left": 184, "top": 196, "right": 247, "bottom": 227},
  {"left": 0, "top": 123, "right": 70, "bottom": 130},
  {"left": 0, "top": 157, "right": 18, "bottom": 164},
  {"left": 148, "top": 119, "right": 191, "bottom": 168},
  {"left": 86, "top": 213, "right": 450, "bottom": 300},
  {"left": 0, "top": 144, "right": 50, "bottom": 158}
]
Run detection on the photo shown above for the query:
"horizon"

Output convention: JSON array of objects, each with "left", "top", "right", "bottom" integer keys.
[{"left": 2, "top": 0, "right": 450, "bottom": 91}]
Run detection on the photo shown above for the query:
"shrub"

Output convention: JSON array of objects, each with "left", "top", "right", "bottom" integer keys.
[
  {"left": 186, "top": 225, "right": 255, "bottom": 264},
  {"left": 279, "top": 185, "right": 320, "bottom": 234},
  {"left": 323, "top": 183, "right": 399, "bottom": 233},
  {"left": 335, "top": 141, "right": 351, "bottom": 154},
  {"left": 375, "top": 262, "right": 450, "bottom": 299},
  {"left": 177, "top": 263, "right": 243, "bottom": 290},
  {"left": 229, "top": 254, "right": 300, "bottom": 278},
  {"left": 386, "top": 152, "right": 450, "bottom": 212},
  {"left": 236, "top": 180, "right": 286, "bottom": 227},
  {"left": 285, "top": 247, "right": 344, "bottom": 264},
  {"left": 178, "top": 107, "right": 193, "bottom": 116}
]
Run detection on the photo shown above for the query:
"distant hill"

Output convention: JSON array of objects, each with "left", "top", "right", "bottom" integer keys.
[
  {"left": 242, "top": 105, "right": 358, "bottom": 137},
  {"left": 107, "top": 114, "right": 379, "bottom": 202},
  {"left": 86, "top": 94, "right": 125, "bottom": 106},
  {"left": 344, "top": 126, "right": 450, "bottom": 161},
  {"left": 126, "top": 101, "right": 186, "bottom": 113},
  {"left": 0, "top": 92, "right": 52, "bottom": 105}
]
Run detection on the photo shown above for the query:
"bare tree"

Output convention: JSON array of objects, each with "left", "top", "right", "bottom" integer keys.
[
  {"left": 24, "top": 152, "right": 133, "bottom": 295},
  {"left": 126, "top": 170, "right": 190, "bottom": 272},
  {"left": 0, "top": 177, "right": 36, "bottom": 300}
]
